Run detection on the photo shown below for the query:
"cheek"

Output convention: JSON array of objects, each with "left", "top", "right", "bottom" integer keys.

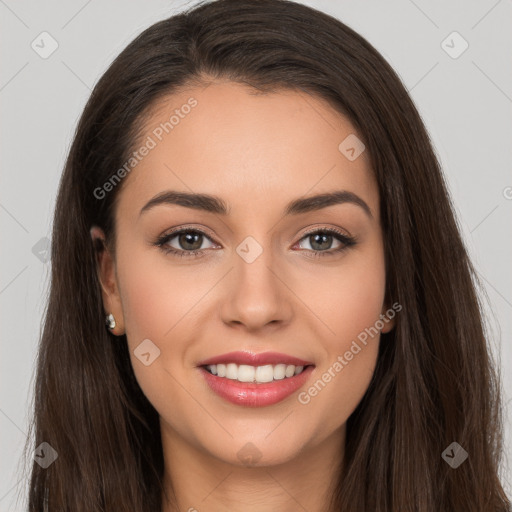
[
  {"left": 114, "top": 241, "right": 203, "bottom": 383},
  {"left": 302, "top": 245, "right": 386, "bottom": 348},
  {"left": 115, "top": 240, "right": 206, "bottom": 341},
  {"left": 295, "top": 245, "right": 386, "bottom": 425},
  {"left": 114, "top": 247, "right": 200, "bottom": 414},
  {"left": 329, "top": 246, "right": 386, "bottom": 376}
]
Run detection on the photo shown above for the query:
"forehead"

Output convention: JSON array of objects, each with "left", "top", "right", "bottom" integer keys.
[{"left": 116, "top": 80, "right": 378, "bottom": 223}]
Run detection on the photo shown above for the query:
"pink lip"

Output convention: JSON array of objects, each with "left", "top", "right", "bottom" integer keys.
[
  {"left": 199, "top": 365, "right": 315, "bottom": 407},
  {"left": 196, "top": 350, "right": 314, "bottom": 367}
]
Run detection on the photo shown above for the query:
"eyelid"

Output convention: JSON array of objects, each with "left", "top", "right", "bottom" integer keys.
[
  {"left": 159, "top": 224, "right": 219, "bottom": 243},
  {"left": 298, "top": 223, "right": 353, "bottom": 240}
]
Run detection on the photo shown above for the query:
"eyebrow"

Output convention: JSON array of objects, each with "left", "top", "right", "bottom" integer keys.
[{"left": 139, "top": 189, "right": 373, "bottom": 218}]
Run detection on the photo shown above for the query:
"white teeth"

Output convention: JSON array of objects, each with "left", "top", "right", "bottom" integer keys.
[
  {"left": 205, "top": 363, "right": 308, "bottom": 383},
  {"left": 255, "top": 365, "right": 274, "bottom": 383},
  {"left": 237, "top": 365, "right": 255, "bottom": 382},
  {"left": 273, "top": 364, "right": 286, "bottom": 380},
  {"left": 226, "top": 363, "right": 238, "bottom": 380}
]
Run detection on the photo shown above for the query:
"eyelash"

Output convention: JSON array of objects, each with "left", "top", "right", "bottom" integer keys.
[{"left": 154, "top": 226, "right": 357, "bottom": 259}]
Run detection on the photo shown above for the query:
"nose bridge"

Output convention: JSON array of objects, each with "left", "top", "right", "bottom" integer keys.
[
  {"left": 234, "top": 232, "right": 279, "bottom": 297},
  {"left": 221, "top": 232, "right": 291, "bottom": 330}
]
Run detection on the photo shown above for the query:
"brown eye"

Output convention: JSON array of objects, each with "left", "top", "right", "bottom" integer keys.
[
  {"left": 155, "top": 228, "right": 216, "bottom": 257},
  {"left": 304, "top": 232, "right": 337, "bottom": 251},
  {"left": 295, "top": 228, "right": 357, "bottom": 258},
  {"left": 175, "top": 231, "right": 204, "bottom": 251}
]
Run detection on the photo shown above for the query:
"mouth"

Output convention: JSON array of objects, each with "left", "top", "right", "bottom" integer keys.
[
  {"left": 196, "top": 351, "right": 316, "bottom": 407},
  {"left": 198, "top": 364, "right": 315, "bottom": 407}
]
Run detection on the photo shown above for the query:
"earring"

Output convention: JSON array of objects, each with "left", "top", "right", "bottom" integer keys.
[{"left": 105, "top": 313, "right": 116, "bottom": 330}]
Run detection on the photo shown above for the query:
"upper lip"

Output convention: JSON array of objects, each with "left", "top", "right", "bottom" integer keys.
[{"left": 196, "top": 351, "right": 314, "bottom": 367}]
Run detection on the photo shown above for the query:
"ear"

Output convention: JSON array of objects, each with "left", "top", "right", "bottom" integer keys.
[
  {"left": 379, "top": 301, "right": 397, "bottom": 334},
  {"left": 90, "top": 226, "right": 125, "bottom": 336}
]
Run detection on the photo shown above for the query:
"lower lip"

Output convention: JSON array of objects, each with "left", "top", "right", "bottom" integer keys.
[{"left": 199, "top": 365, "right": 315, "bottom": 407}]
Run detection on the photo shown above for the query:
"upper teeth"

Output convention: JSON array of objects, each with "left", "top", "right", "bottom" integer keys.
[{"left": 206, "top": 363, "right": 305, "bottom": 383}]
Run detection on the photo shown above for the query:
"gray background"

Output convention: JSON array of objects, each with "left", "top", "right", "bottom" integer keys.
[{"left": 1, "top": 0, "right": 511, "bottom": 509}]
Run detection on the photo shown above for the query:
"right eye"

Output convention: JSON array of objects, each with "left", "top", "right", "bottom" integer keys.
[{"left": 154, "top": 228, "right": 218, "bottom": 258}]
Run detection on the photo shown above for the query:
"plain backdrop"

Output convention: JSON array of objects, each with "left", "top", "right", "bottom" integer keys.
[{"left": 1, "top": 0, "right": 511, "bottom": 509}]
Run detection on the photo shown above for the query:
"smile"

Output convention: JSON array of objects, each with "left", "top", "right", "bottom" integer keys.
[{"left": 199, "top": 364, "right": 315, "bottom": 407}]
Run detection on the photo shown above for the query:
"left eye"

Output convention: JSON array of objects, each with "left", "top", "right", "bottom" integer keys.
[{"left": 296, "top": 230, "right": 344, "bottom": 252}]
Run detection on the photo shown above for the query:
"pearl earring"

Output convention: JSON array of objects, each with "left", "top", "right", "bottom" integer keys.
[{"left": 105, "top": 313, "right": 116, "bottom": 330}]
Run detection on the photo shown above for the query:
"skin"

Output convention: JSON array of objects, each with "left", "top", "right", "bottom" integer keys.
[{"left": 91, "top": 80, "right": 395, "bottom": 512}]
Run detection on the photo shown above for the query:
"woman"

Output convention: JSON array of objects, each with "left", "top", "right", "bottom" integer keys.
[{"left": 23, "top": 0, "right": 511, "bottom": 510}]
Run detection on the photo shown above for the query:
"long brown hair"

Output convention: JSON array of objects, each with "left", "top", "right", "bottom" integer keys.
[{"left": 21, "top": 0, "right": 510, "bottom": 510}]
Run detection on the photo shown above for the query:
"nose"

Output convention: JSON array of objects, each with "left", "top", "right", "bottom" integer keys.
[{"left": 220, "top": 243, "right": 294, "bottom": 332}]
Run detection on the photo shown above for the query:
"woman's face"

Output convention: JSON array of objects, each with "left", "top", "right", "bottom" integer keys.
[{"left": 92, "top": 80, "right": 394, "bottom": 469}]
